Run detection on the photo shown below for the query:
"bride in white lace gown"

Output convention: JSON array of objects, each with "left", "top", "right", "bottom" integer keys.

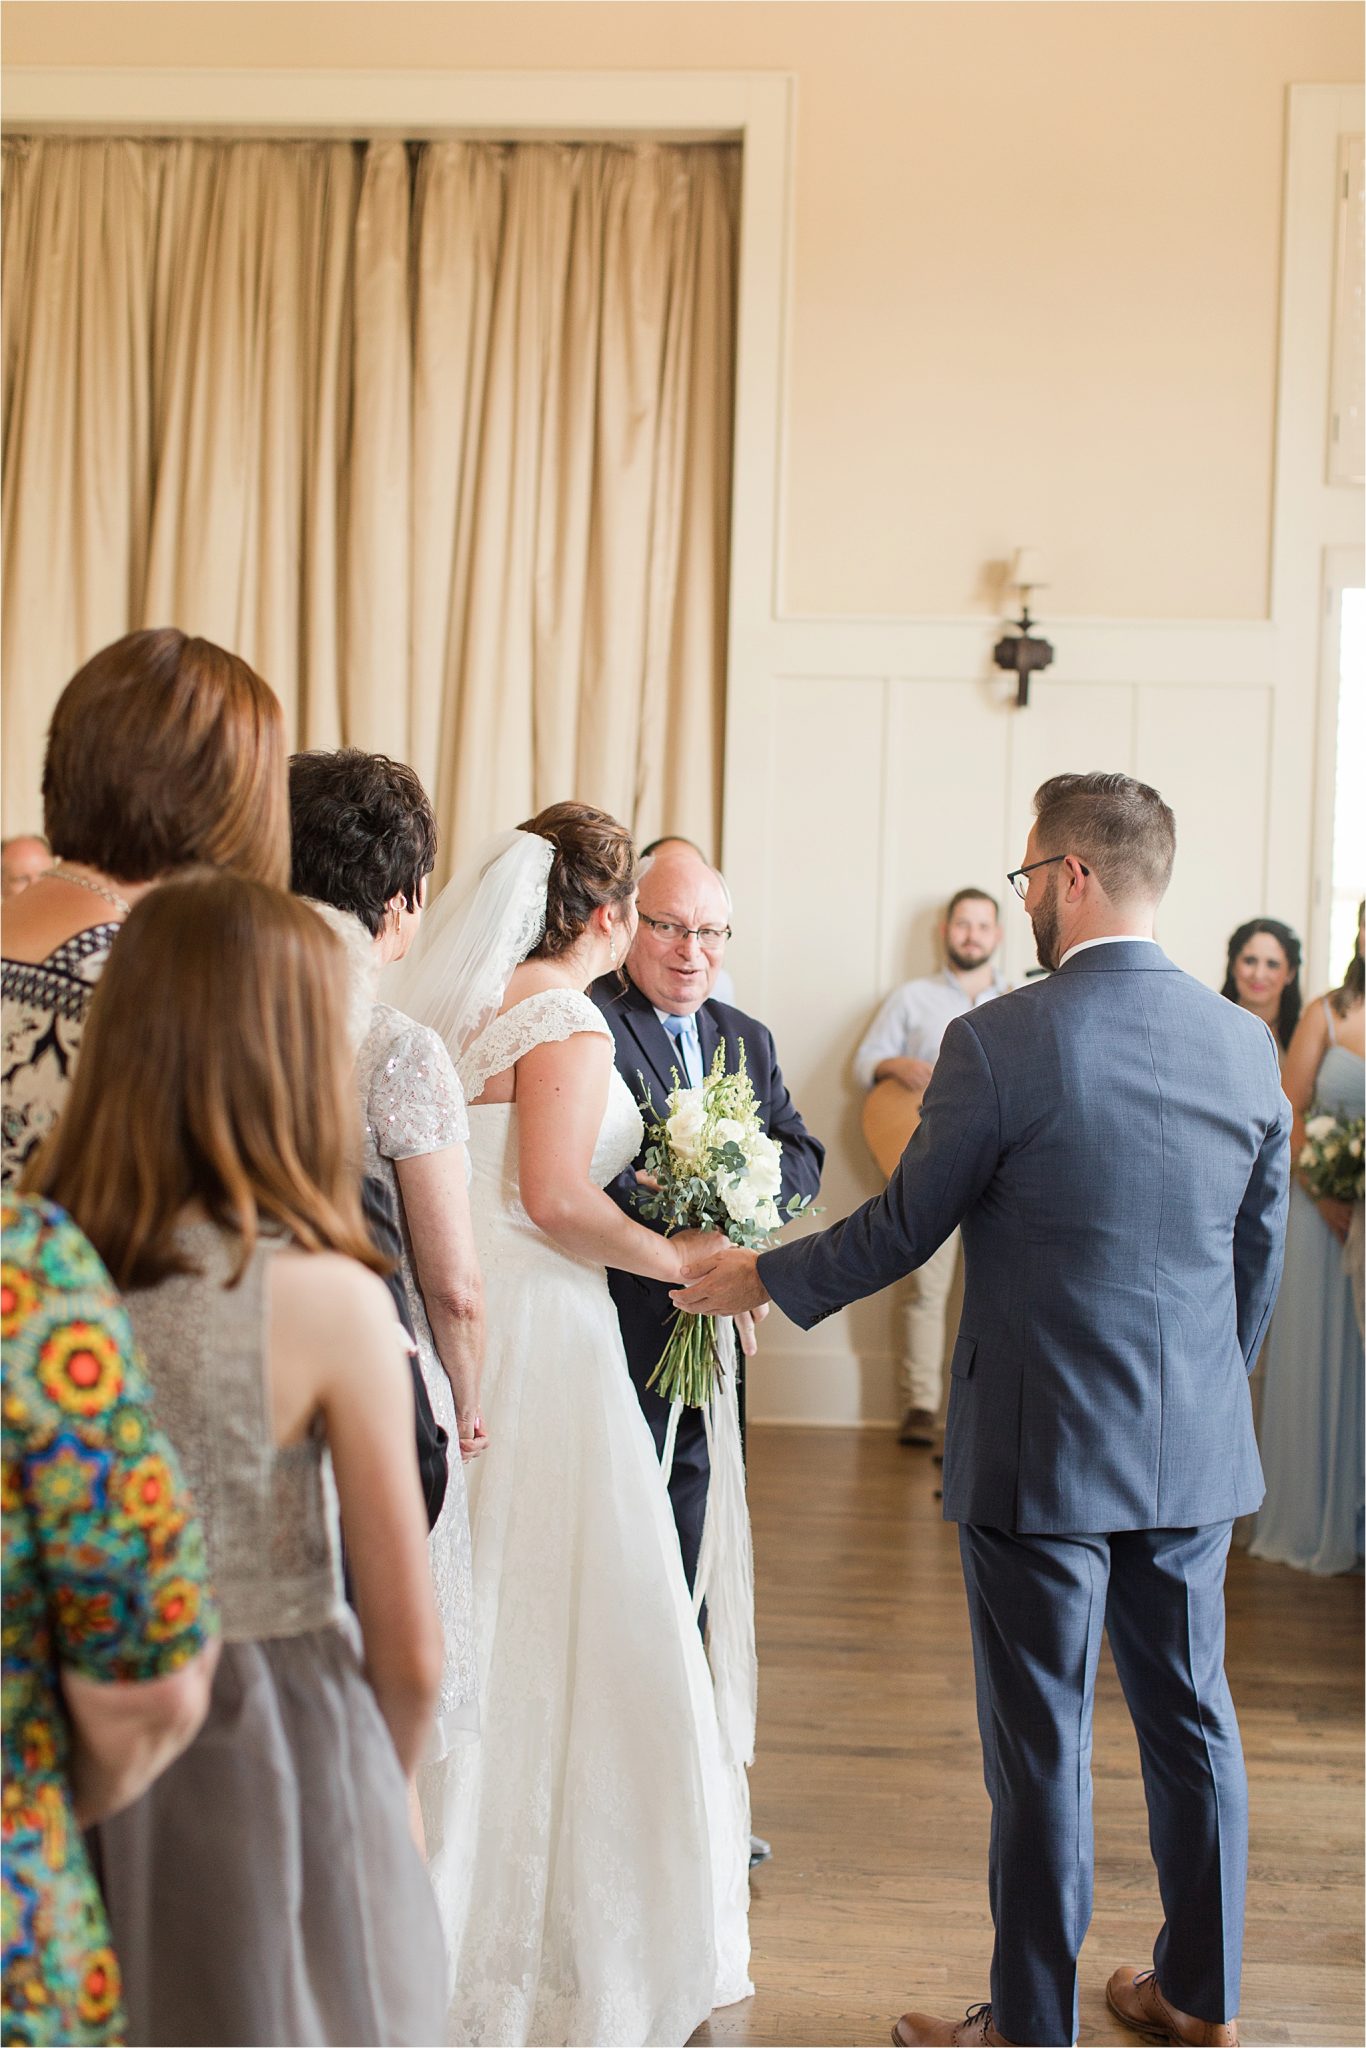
[{"left": 390, "top": 806, "right": 751, "bottom": 2048}]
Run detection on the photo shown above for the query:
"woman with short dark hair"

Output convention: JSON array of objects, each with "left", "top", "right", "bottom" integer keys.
[
  {"left": 288, "top": 748, "right": 437, "bottom": 940},
  {"left": 289, "top": 748, "right": 484, "bottom": 1760},
  {"left": 1, "top": 629, "right": 289, "bottom": 1186}
]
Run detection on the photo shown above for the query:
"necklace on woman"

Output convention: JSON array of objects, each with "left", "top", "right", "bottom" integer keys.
[{"left": 39, "top": 861, "right": 133, "bottom": 917}]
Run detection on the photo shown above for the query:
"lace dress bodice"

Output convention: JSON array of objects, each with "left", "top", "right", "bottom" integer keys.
[{"left": 459, "top": 989, "right": 645, "bottom": 1200}]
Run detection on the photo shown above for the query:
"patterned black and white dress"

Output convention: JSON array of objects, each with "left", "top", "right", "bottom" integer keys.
[{"left": 1, "top": 924, "right": 118, "bottom": 1186}]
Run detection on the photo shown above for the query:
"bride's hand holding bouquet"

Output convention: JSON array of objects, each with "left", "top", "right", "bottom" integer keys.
[
  {"left": 664, "top": 1233, "right": 767, "bottom": 1350},
  {"left": 669, "top": 1226, "right": 723, "bottom": 1281}
]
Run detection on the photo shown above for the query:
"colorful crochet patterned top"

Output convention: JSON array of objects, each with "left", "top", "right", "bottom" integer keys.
[{"left": 1, "top": 1195, "right": 218, "bottom": 2046}]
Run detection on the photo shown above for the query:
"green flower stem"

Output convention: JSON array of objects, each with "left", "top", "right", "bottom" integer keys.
[{"left": 647, "top": 1310, "right": 722, "bottom": 1408}]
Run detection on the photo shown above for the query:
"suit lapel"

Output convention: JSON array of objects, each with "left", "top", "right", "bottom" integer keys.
[
  {"left": 613, "top": 982, "right": 682, "bottom": 1112},
  {"left": 696, "top": 1002, "right": 721, "bottom": 1081}
]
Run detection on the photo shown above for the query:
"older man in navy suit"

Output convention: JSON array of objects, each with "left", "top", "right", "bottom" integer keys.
[
  {"left": 675, "top": 774, "right": 1290, "bottom": 2048},
  {"left": 593, "top": 838, "right": 824, "bottom": 1592}
]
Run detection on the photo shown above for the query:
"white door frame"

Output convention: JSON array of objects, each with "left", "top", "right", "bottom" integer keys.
[
  {"left": 1270, "top": 84, "right": 1366, "bottom": 986},
  {"left": 1314, "top": 542, "right": 1366, "bottom": 977}
]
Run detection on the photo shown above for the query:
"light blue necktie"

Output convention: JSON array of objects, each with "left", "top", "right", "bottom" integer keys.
[{"left": 662, "top": 1010, "right": 704, "bottom": 1090}]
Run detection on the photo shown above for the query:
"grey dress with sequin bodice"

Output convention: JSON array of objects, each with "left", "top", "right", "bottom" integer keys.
[{"left": 96, "top": 1222, "right": 447, "bottom": 2047}]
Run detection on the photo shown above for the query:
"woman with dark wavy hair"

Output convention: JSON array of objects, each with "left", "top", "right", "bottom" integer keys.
[
  {"left": 288, "top": 746, "right": 484, "bottom": 1762},
  {"left": 1220, "top": 917, "right": 1302, "bottom": 1055}
]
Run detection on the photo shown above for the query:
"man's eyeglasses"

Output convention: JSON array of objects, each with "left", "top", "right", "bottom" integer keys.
[
  {"left": 639, "top": 913, "right": 732, "bottom": 950},
  {"left": 1006, "top": 855, "right": 1090, "bottom": 901}
]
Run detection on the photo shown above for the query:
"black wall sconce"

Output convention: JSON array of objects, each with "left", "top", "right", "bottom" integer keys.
[{"left": 994, "top": 547, "right": 1054, "bottom": 708}]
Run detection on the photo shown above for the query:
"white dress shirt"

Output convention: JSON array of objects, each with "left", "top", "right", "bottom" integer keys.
[
  {"left": 1057, "top": 934, "right": 1159, "bottom": 967},
  {"left": 853, "top": 965, "right": 1011, "bottom": 1092}
]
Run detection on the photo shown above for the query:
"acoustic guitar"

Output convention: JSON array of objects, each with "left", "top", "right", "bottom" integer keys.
[{"left": 861, "top": 1076, "right": 923, "bottom": 1180}]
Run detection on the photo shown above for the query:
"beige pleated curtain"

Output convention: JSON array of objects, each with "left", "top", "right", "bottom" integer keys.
[{"left": 1, "top": 136, "right": 738, "bottom": 870}]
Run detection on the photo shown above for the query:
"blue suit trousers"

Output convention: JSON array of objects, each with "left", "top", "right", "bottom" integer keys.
[{"left": 958, "top": 1521, "right": 1246, "bottom": 2046}]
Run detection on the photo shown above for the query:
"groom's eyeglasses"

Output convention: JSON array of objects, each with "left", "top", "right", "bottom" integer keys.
[
  {"left": 1006, "top": 855, "right": 1090, "bottom": 901},
  {"left": 639, "top": 914, "right": 732, "bottom": 950}
]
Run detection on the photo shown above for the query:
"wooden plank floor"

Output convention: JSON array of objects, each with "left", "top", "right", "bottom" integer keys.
[{"left": 691, "top": 1425, "right": 1364, "bottom": 2048}]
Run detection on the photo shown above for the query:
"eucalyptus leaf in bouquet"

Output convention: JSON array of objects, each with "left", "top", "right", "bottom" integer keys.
[{"left": 633, "top": 1040, "right": 813, "bottom": 1407}]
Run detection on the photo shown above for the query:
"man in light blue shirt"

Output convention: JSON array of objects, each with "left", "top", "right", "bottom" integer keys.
[{"left": 854, "top": 888, "right": 1008, "bottom": 1444}]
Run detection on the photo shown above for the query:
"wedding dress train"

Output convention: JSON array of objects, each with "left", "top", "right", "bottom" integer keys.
[{"left": 419, "top": 988, "right": 751, "bottom": 2047}]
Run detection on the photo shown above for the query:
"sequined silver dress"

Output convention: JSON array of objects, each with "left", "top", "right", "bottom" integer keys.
[
  {"left": 97, "top": 1221, "right": 447, "bottom": 2047},
  {"left": 356, "top": 1001, "right": 479, "bottom": 1749}
]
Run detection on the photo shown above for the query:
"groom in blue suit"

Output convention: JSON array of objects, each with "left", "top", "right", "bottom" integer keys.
[{"left": 674, "top": 773, "right": 1290, "bottom": 2048}]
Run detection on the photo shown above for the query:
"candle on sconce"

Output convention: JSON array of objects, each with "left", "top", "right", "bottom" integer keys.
[
  {"left": 1009, "top": 547, "right": 1048, "bottom": 592},
  {"left": 994, "top": 547, "right": 1056, "bottom": 707}
]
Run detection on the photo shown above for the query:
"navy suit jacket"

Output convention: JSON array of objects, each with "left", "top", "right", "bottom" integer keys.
[
  {"left": 759, "top": 942, "right": 1291, "bottom": 1535},
  {"left": 592, "top": 972, "right": 825, "bottom": 1380}
]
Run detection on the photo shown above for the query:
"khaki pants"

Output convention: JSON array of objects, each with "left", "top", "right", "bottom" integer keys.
[{"left": 898, "top": 1227, "right": 961, "bottom": 1413}]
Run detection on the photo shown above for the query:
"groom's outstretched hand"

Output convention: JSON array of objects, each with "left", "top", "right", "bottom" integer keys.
[{"left": 671, "top": 1243, "right": 769, "bottom": 1316}]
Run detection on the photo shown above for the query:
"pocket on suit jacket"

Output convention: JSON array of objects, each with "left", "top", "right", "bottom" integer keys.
[{"left": 950, "top": 1333, "right": 978, "bottom": 1380}]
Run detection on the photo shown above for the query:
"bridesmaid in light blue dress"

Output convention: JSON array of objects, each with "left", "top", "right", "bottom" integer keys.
[{"left": 1251, "top": 936, "right": 1365, "bottom": 1576}]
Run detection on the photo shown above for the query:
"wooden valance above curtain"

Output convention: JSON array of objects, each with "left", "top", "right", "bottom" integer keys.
[{"left": 1, "top": 136, "right": 739, "bottom": 871}]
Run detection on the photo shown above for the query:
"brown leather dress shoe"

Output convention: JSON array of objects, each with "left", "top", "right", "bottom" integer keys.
[
  {"left": 892, "top": 2002, "right": 1015, "bottom": 2046},
  {"left": 1105, "top": 1966, "right": 1239, "bottom": 2046}
]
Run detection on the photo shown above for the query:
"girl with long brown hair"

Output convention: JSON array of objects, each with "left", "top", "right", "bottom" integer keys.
[{"left": 29, "top": 870, "right": 446, "bottom": 2046}]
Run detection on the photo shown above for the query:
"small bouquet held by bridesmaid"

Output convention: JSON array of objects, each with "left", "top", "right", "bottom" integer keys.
[
  {"left": 634, "top": 1040, "right": 812, "bottom": 1406},
  {"left": 1298, "top": 1110, "right": 1365, "bottom": 1204}
]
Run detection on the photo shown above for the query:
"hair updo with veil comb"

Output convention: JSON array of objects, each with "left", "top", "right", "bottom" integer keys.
[{"left": 519, "top": 802, "right": 638, "bottom": 958}]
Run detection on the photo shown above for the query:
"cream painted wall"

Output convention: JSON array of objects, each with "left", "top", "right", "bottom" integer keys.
[
  {"left": 4, "top": 8, "right": 1362, "bottom": 1425},
  {"left": 4, "top": 1, "right": 1361, "bottom": 618}
]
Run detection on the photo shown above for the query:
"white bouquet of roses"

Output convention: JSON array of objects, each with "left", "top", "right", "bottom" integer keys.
[
  {"left": 1299, "top": 1110, "right": 1365, "bottom": 1204},
  {"left": 634, "top": 1039, "right": 812, "bottom": 1406}
]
